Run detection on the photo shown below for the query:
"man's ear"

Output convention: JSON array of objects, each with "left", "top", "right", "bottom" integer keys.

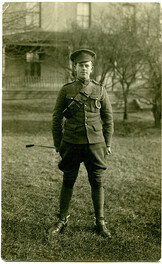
[
  {"left": 91, "top": 65, "right": 94, "bottom": 73},
  {"left": 73, "top": 63, "right": 77, "bottom": 71}
]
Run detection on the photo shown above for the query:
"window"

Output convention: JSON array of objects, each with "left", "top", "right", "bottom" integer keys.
[
  {"left": 77, "top": 3, "right": 90, "bottom": 29},
  {"left": 25, "top": 52, "right": 41, "bottom": 77},
  {"left": 123, "top": 4, "right": 136, "bottom": 32},
  {"left": 26, "top": 2, "right": 40, "bottom": 28}
]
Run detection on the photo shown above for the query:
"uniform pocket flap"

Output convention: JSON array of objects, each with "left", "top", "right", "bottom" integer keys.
[{"left": 92, "top": 123, "right": 102, "bottom": 131}]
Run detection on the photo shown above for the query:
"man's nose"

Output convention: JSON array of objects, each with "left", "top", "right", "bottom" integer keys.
[{"left": 82, "top": 65, "right": 86, "bottom": 69}]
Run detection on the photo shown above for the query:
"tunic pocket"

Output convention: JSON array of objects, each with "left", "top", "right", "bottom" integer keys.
[{"left": 92, "top": 123, "right": 103, "bottom": 131}]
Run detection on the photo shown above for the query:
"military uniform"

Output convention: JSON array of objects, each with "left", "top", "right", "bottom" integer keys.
[
  {"left": 53, "top": 79, "right": 113, "bottom": 147},
  {"left": 50, "top": 49, "right": 114, "bottom": 239}
]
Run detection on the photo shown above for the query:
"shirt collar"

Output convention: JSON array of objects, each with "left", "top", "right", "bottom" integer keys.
[{"left": 77, "top": 78, "right": 90, "bottom": 86}]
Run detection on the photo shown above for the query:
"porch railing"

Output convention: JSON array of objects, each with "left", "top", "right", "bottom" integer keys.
[{"left": 2, "top": 76, "right": 68, "bottom": 91}]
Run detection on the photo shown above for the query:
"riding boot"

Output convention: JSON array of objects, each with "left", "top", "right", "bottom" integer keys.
[
  {"left": 48, "top": 184, "right": 73, "bottom": 239},
  {"left": 48, "top": 215, "right": 70, "bottom": 241},
  {"left": 91, "top": 187, "right": 111, "bottom": 238},
  {"left": 91, "top": 186, "right": 104, "bottom": 219},
  {"left": 60, "top": 183, "right": 73, "bottom": 219}
]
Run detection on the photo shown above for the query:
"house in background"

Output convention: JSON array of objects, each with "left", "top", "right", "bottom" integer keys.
[
  {"left": 3, "top": 2, "right": 95, "bottom": 91},
  {"left": 2, "top": 2, "right": 160, "bottom": 108}
]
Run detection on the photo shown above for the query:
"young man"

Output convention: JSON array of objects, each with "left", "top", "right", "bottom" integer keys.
[{"left": 50, "top": 49, "right": 113, "bottom": 239}]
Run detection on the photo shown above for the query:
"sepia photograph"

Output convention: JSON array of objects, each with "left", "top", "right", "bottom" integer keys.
[{"left": 2, "top": 1, "right": 161, "bottom": 262}]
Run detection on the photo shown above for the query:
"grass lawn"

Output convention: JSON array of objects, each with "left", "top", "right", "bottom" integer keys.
[{"left": 2, "top": 99, "right": 161, "bottom": 261}]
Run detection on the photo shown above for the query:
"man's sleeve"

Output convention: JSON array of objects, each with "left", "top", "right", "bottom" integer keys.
[
  {"left": 52, "top": 86, "right": 66, "bottom": 148},
  {"left": 100, "top": 88, "right": 114, "bottom": 147}
]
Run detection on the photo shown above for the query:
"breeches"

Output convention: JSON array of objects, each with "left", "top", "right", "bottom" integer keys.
[{"left": 58, "top": 141, "right": 107, "bottom": 189}]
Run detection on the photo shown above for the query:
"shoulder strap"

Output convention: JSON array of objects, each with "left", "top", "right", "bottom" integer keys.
[
  {"left": 63, "top": 80, "right": 75, "bottom": 86},
  {"left": 63, "top": 82, "right": 94, "bottom": 119}
]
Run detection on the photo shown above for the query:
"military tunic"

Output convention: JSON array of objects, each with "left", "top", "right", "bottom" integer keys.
[{"left": 52, "top": 79, "right": 114, "bottom": 149}]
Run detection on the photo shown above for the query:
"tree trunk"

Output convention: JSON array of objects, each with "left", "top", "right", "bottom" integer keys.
[
  {"left": 123, "top": 95, "right": 128, "bottom": 120},
  {"left": 152, "top": 98, "right": 161, "bottom": 128},
  {"left": 100, "top": 71, "right": 107, "bottom": 86}
]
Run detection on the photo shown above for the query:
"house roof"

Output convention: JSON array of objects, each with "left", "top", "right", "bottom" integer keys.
[{"left": 3, "top": 30, "right": 69, "bottom": 47}]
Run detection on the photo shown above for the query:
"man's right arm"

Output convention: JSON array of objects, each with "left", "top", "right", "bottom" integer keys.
[{"left": 52, "top": 86, "right": 66, "bottom": 150}]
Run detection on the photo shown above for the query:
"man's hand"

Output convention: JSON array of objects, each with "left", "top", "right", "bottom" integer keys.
[{"left": 106, "top": 147, "right": 112, "bottom": 155}]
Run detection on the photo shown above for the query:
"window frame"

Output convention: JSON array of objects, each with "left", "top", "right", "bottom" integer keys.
[{"left": 76, "top": 3, "right": 91, "bottom": 29}]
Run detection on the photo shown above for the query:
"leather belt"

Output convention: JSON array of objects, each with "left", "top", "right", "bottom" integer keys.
[{"left": 63, "top": 82, "right": 94, "bottom": 119}]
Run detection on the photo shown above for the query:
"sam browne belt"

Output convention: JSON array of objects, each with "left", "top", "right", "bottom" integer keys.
[{"left": 63, "top": 82, "right": 94, "bottom": 119}]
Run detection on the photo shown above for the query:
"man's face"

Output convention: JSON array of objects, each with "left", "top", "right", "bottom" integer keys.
[{"left": 74, "top": 61, "right": 93, "bottom": 80}]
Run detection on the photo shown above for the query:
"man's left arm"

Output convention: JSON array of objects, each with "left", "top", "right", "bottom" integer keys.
[{"left": 100, "top": 88, "right": 114, "bottom": 152}]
